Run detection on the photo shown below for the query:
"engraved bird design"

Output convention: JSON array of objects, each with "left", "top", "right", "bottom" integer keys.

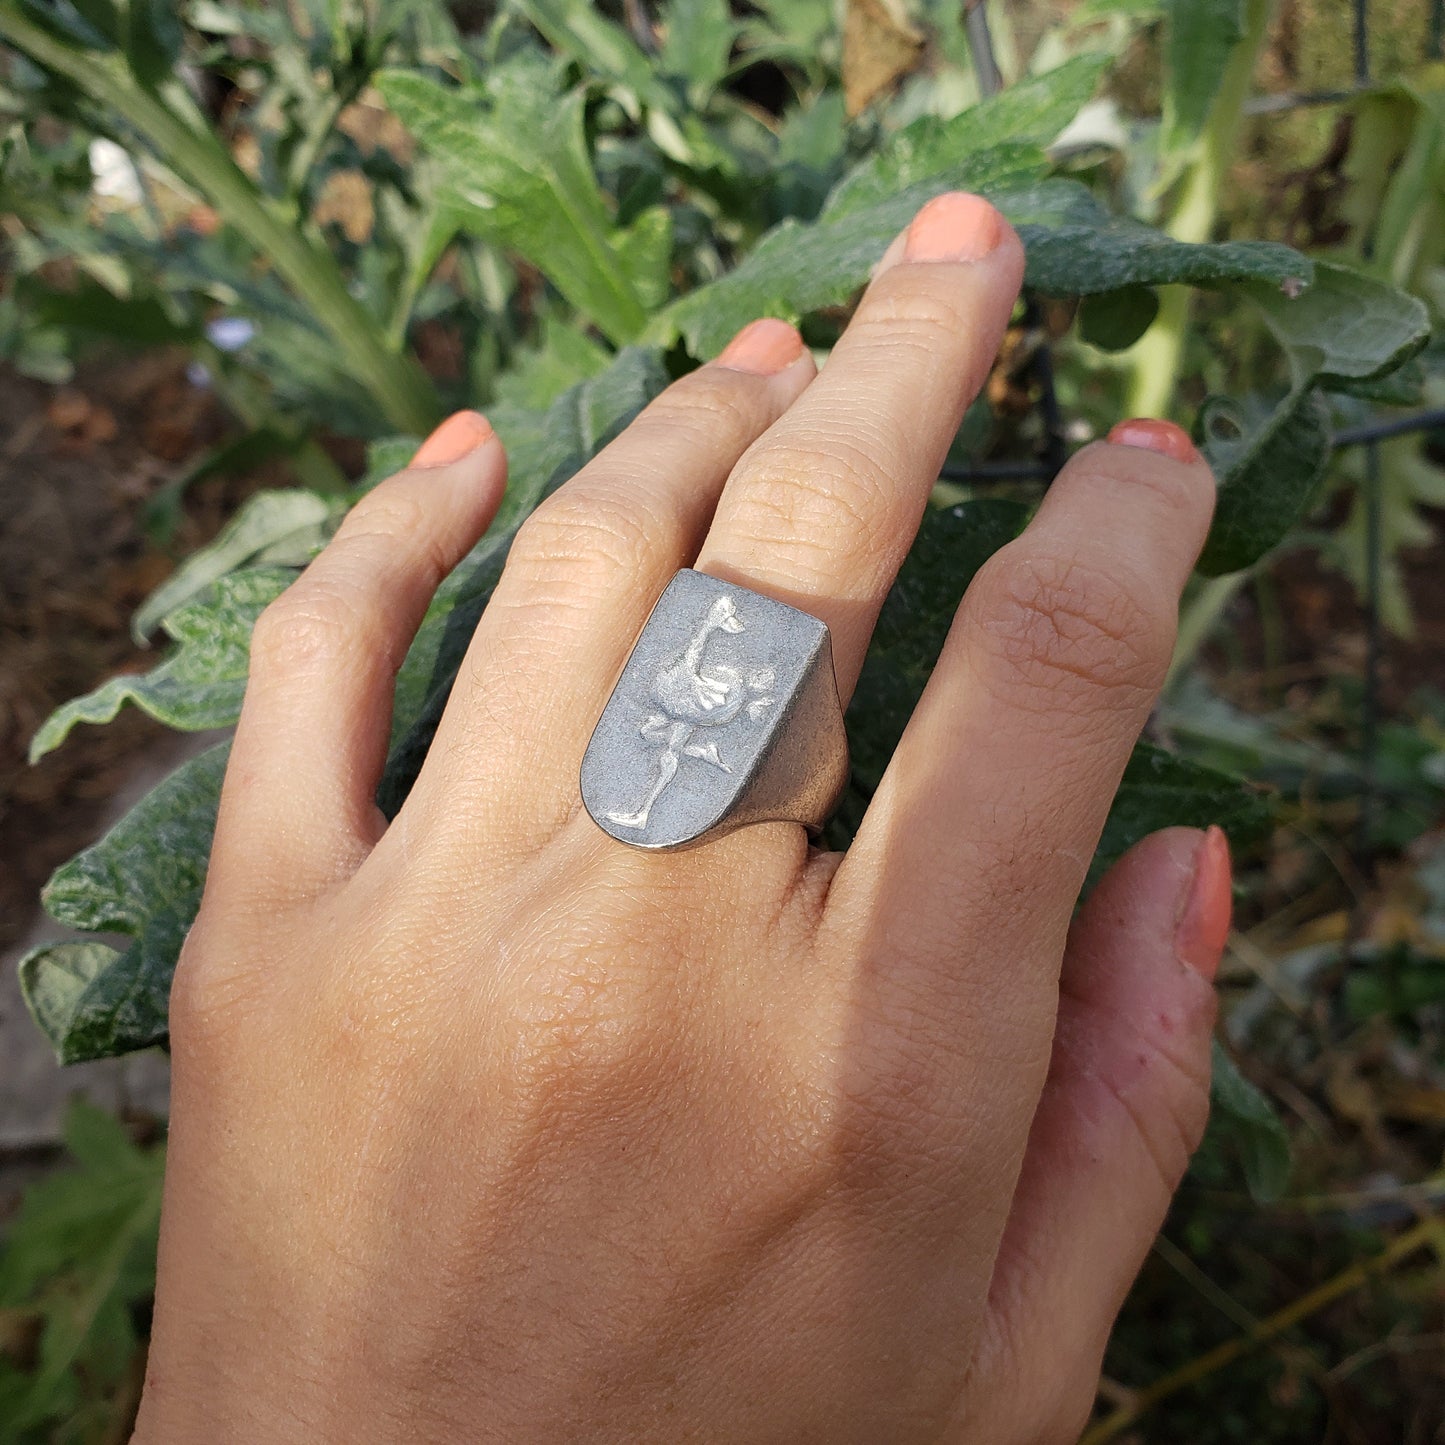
[{"left": 606, "top": 594, "right": 776, "bottom": 831}]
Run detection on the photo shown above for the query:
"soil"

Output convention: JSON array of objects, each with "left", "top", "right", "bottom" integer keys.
[{"left": 0, "top": 350, "right": 280, "bottom": 952}]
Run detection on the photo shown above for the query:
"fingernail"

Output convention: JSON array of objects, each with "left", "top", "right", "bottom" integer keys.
[
  {"left": 715, "top": 318, "right": 805, "bottom": 375},
  {"left": 1177, "top": 826, "right": 1232, "bottom": 981},
  {"left": 1106, "top": 418, "right": 1198, "bottom": 465},
  {"left": 411, "top": 410, "right": 493, "bottom": 469},
  {"left": 903, "top": 191, "right": 1003, "bottom": 263}
]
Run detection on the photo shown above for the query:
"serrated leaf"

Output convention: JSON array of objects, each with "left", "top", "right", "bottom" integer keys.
[
  {"left": 1237, "top": 258, "right": 1431, "bottom": 388},
  {"left": 1162, "top": 0, "right": 1244, "bottom": 151},
  {"left": 1088, "top": 742, "right": 1272, "bottom": 889},
  {"left": 1197, "top": 385, "right": 1333, "bottom": 575},
  {"left": 1208, "top": 1040, "right": 1292, "bottom": 1203},
  {"left": 379, "top": 61, "right": 656, "bottom": 344},
  {"left": 30, "top": 568, "right": 289, "bottom": 760},
  {"left": 824, "top": 53, "right": 1108, "bottom": 219},
  {"left": 493, "top": 314, "right": 613, "bottom": 410},
  {"left": 131, "top": 489, "right": 339, "bottom": 642},
  {"left": 659, "top": 176, "right": 1310, "bottom": 357},
  {"left": 39, "top": 745, "right": 226, "bottom": 1062}
]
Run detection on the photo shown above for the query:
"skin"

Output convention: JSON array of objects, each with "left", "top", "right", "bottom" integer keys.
[{"left": 133, "top": 194, "right": 1222, "bottom": 1443}]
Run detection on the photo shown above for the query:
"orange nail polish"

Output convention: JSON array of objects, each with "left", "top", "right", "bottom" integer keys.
[
  {"left": 1106, "top": 418, "right": 1198, "bottom": 465},
  {"left": 411, "top": 410, "right": 493, "bottom": 469},
  {"left": 904, "top": 192, "right": 1003, "bottom": 263},
  {"left": 715, "top": 318, "right": 805, "bottom": 375},
  {"left": 1177, "top": 826, "right": 1232, "bottom": 980}
]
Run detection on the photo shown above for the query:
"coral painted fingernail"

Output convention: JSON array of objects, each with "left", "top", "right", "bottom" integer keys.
[
  {"left": 716, "top": 318, "right": 806, "bottom": 375},
  {"left": 1107, "top": 418, "right": 1198, "bottom": 465},
  {"left": 904, "top": 191, "right": 1003, "bottom": 263},
  {"left": 1177, "top": 826, "right": 1232, "bottom": 981},
  {"left": 411, "top": 410, "right": 493, "bottom": 469}
]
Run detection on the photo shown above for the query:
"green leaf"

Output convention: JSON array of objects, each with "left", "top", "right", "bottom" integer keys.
[
  {"left": 659, "top": 175, "right": 1310, "bottom": 357},
  {"left": 823, "top": 53, "right": 1109, "bottom": 219},
  {"left": 379, "top": 61, "right": 655, "bottom": 344},
  {"left": 493, "top": 314, "right": 613, "bottom": 410},
  {"left": 38, "top": 744, "right": 227, "bottom": 1062},
  {"left": 1162, "top": 0, "right": 1244, "bottom": 152},
  {"left": 17, "top": 0, "right": 116, "bottom": 50},
  {"left": 17, "top": 941, "right": 119, "bottom": 1056},
  {"left": 30, "top": 568, "right": 289, "bottom": 760},
  {"left": 845, "top": 500, "right": 1030, "bottom": 799},
  {"left": 0, "top": 1100, "right": 163, "bottom": 1434},
  {"left": 1207, "top": 1040, "right": 1292, "bottom": 1203},
  {"left": 1089, "top": 742, "right": 1271, "bottom": 889},
  {"left": 1078, "top": 284, "right": 1160, "bottom": 351},
  {"left": 123, "top": 0, "right": 182, "bottom": 86},
  {"left": 660, "top": 0, "right": 743, "bottom": 99},
  {"left": 130, "top": 489, "right": 339, "bottom": 642},
  {"left": 1196, "top": 385, "right": 1333, "bottom": 575},
  {"left": 513, "top": 0, "right": 667, "bottom": 107},
  {"left": 1193, "top": 265, "right": 1425, "bottom": 575},
  {"left": 1236, "top": 258, "right": 1431, "bottom": 388}
]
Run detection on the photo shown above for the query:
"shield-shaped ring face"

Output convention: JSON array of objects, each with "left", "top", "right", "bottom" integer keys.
[{"left": 580, "top": 569, "right": 848, "bottom": 851}]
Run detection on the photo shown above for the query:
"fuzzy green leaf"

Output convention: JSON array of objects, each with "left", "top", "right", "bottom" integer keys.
[
  {"left": 131, "top": 489, "right": 338, "bottom": 642},
  {"left": 17, "top": 941, "right": 119, "bottom": 1057},
  {"left": 1078, "top": 284, "right": 1160, "bottom": 351},
  {"left": 38, "top": 744, "right": 226, "bottom": 1062},
  {"left": 1237, "top": 258, "right": 1431, "bottom": 387},
  {"left": 379, "top": 61, "right": 661, "bottom": 344},
  {"left": 661, "top": 0, "right": 743, "bottom": 99},
  {"left": 660, "top": 176, "right": 1310, "bottom": 356},
  {"left": 1162, "top": 0, "right": 1244, "bottom": 151},
  {"left": 1088, "top": 742, "right": 1272, "bottom": 889},
  {"left": 1196, "top": 385, "right": 1333, "bottom": 575},
  {"left": 30, "top": 568, "right": 289, "bottom": 760},
  {"left": 823, "top": 53, "right": 1109, "bottom": 219},
  {"left": 1208, "top": 1040, "right": 1292, "bottom": 1203}
]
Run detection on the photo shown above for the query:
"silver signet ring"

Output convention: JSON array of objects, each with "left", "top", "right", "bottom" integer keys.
[{"left": 580, "top": 569, "right": 849, "bottom": 851}]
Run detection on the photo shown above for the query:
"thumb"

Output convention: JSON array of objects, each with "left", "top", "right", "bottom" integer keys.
[{"left": 965, "top": 827, "right": 1229, "bottom": 1443}]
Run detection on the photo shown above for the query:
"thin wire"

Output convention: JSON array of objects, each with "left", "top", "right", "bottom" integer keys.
[
  {"left": 1354, "top": 0, "right": 1371, "bottom": 84},
  {"left": 1353, "top": 440, "right": 1383, "bottom": 887}
]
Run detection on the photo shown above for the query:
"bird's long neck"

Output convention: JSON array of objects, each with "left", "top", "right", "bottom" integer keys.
[{"left": 682, "top": 620, "right": 716, "bottom": 673}]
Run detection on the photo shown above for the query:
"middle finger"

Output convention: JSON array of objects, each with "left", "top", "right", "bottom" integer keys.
[{"left": 694, "top": 191, "right": 1024, "bottom": 703}]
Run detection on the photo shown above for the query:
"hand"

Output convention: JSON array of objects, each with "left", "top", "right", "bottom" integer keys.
[{"left": 134, "top": 192, "right": 1228, "bottom": 1444}]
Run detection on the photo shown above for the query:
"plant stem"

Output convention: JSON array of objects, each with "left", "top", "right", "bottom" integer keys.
[
  {"left": 0, "top": 7, "right": 440, "bottom": 435},
  {"left": 1081, "top": 1216, "right": 1439, "bottom": 1443},
  {"left": 1164, "top": 571, "right": 1248, "bottom": 692},
  {"left": 1124, "top": 0, "right": 1274, "bottom": 419}
]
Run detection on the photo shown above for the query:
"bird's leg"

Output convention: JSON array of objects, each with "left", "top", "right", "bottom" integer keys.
[{"left": 606, "top": 723, "right": 690, "bottom": 830}]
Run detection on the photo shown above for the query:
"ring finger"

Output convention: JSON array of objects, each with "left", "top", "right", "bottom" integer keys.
[{"left": 397, "top": 321, "right": 816, "bottom": 856}]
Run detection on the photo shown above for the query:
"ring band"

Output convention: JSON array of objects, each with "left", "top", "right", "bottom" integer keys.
[{"left": 580, "top": 569, "right": 849, "bottom": 850}]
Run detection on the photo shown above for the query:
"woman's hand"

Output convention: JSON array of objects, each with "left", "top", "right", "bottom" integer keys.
[{"left": 134, "top": 192, "right": 1228, "bottom": 1444}]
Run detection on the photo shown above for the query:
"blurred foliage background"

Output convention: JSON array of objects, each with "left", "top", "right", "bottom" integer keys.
[{"left": 1, "top": 0, "right": 1443, "bottom": 1440}]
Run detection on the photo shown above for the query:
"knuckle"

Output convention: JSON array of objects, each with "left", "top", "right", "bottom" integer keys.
[
  {"left": 249, "top": 583, "right": 369, "bottom": 675},
  {"left": 512, "top": 488, "right": 662, "bottom": 583},
  {"left": 732, "top": 431, "right": 892, "bottom": 556},
  {"left": 968, "top": 548, "right": 1173, "bottom": 708},
  {"left": 653, "top": 367, "right": 763, "bottom": 439},
  {"left": 340, "top": 483, "right": 431, "bottom": 546},
  {"left": 854, "top": 281, "right": 977, "bottom": 353}
]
